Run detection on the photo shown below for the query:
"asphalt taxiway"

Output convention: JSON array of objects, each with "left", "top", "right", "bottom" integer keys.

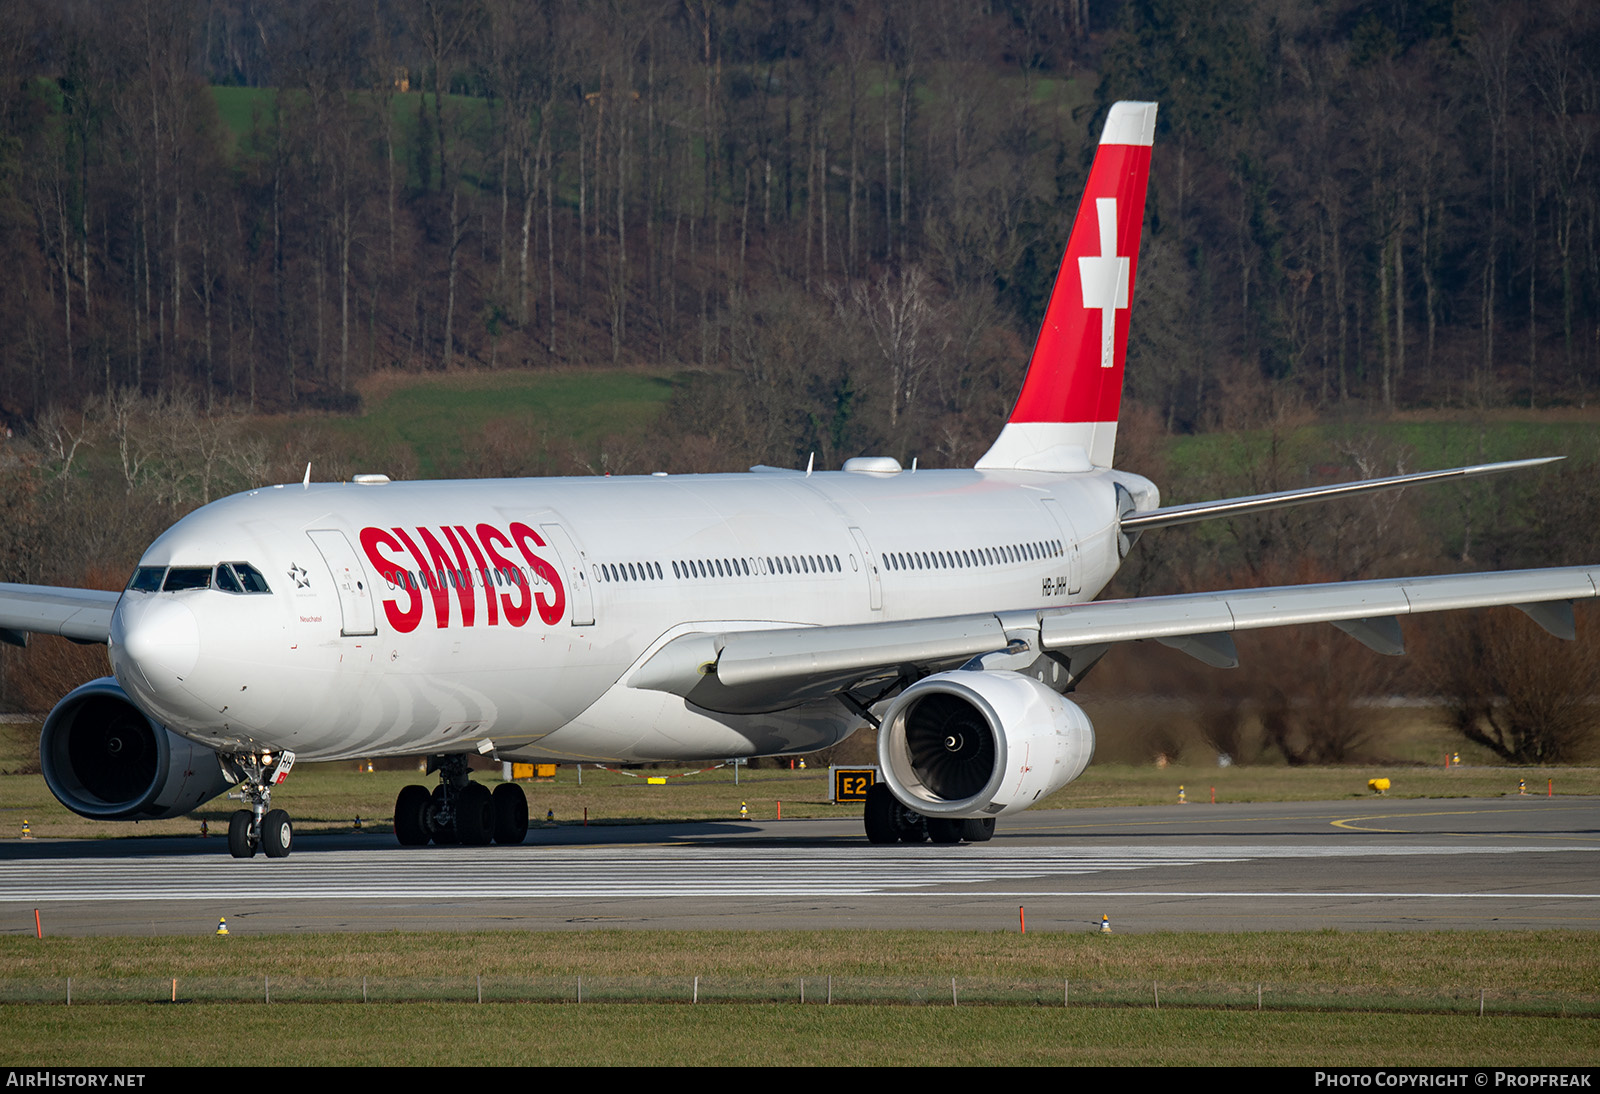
[{"left": 2, "top": 797, "right": 1596, "bottom": 934}]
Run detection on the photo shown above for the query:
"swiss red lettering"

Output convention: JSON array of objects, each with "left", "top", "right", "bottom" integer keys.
[
  {"left": 452, "top": 525, "right": 498, "bottom": 626},
  {"left": 419, "top": 527, "right": 476, "bottom": 629},
  {"left": 361, "top": 521, "right": 567, "bottom": 634},
  {"left": 476, "top": 523, "right": 532, "bottom": 627},
  {"left": 359, "top": 527, "right": 423, "bottom": 633},
  {"left": 510, "top": 522, "right": 566, "bottom": 626},
  {"left": 392, "top": 528, "right": 452, "bottom": 630}
]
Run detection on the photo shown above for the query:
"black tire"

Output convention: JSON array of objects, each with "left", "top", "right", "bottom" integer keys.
[
  {"left": 959, "top": 817, "right": 995, "bottom": 843},
  {"left": 927, "top": 817, "right": 964, "bottom": 844},
  {"left": 260, "top": 809, "right": 293, "bottom": 858},
  {"left": 864, "top": 783, "right": 900, "bottom": 844},
  {"left": 491, "top": 782, "right": 529, "bottom": 845},
  {"left": 394, "top": 784, "right": 431, "bottom": 846},
  {"left": 228, "top": 810, "right": 255, "bottom": 858},
  {"left": 428, "top": 785, "right": 459, "bottom": 845},
  {"left": 897, "top": 810, "right": 929, "bottom": 842},
  {"left": 456, "top": 782, "right": 494, "bottom": 846}
]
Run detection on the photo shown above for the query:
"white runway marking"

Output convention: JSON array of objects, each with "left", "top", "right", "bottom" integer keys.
[{"left": 3, "top": 843, "right": 1595, "bottom": 903}]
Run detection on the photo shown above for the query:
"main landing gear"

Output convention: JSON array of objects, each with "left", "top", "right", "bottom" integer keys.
[
  {"left": 863, "top": 783, "right": 994, "bottom": 845},
  {"left": 393, "top": 754, "right": 529, "bottom": 848},
  {"left": 222, "top": 751, "right": 298, "bottom": 859}
]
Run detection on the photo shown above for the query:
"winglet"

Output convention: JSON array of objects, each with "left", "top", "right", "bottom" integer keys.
[{"left": 976, "top": 101, "right": 1157, "bottom": 473}]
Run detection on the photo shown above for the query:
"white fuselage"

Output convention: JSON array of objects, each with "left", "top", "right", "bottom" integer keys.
[{"left": 107, "top": 465, "right": 1154, "bottom": 764}]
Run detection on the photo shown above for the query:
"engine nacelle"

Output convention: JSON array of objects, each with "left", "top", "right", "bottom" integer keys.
[
  {"left": 877, "top": 670, "right": 1094, "bottom": 818},
  {"left": 40, "top": 677, "right": 232, "bottom": 820}
]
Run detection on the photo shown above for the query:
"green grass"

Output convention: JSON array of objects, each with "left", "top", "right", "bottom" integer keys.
[
  {"left": 6, "top": 930, "right": 1595, "bottom": 988},
  {"left": 30, "top": 366, "right": 683, "bottom": 491},
  {"left": 1043, "top": 762, "right": 1600, "bottom": 809},
  {"left": 5, "top": 1004, "right": 1595, "bottom": 1066},
  {"left": 276, "top": 367, "right": 682, "bottom": 477},
  {"left": 209, "top": 85, "right": 271, "bottom": 150},
  {"left": 209, "top": 86, "right": 495, "bottom": 191},
  {"left": 1162, "top": 414, "right": 1600, "bottom": 492},
  {"left": 2, "top": 931, "right": 1597, "bottom": 1064},
  {"left": 301, "top": 367, "right": 1600, "bottom": 494},
  {"left": 249, "top": 360, "right": 1600, "bottom": 486}
]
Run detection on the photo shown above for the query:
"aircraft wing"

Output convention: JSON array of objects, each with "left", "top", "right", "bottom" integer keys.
[
  {"left": 1033, "top": 566, "right": 1595, "bottom": 665},
  {"left": 630, "top": 566, "right": 1600, "bottom": 713},
  {"left": 0, "top": 583, "right": 121, "bottom": 646}
]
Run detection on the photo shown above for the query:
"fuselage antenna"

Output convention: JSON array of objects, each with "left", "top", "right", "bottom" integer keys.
[
  {"left": 302, "top": 463, "right": 311, "bottom": 489},
  {"left": 806, "top": 452, "right": 814, "bottom": 477}
]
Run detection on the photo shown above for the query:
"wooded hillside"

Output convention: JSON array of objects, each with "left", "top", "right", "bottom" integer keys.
[
  {"left": 5, "top": 2, "right": 1600, "bottom": 751},
  {"left": 1, "top": 0, "right": 1595, "bottom": 471}
]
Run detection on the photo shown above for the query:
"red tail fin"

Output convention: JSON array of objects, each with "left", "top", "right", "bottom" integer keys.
[{"left": 976, "top": 101, "right": 1156, "bottom": 472}]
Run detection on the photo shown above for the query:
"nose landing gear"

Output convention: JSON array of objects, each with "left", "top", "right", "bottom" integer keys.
[{"left": 221, "top": 751, "right": 297, "bottom": 858}]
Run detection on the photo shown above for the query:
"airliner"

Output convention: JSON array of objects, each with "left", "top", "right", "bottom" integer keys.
[{"left": 4, "top": 102, "right": 1595, "bottom": 859}]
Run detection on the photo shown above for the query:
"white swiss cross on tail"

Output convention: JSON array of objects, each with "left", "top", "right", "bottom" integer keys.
[
  {"left": 1078, "top": 198, "right": 1130, "bottom": 369},
  {"left": 975, "top": 100, "right": 1156, "bottom": 472}
]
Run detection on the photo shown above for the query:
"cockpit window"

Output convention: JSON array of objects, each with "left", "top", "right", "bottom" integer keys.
[
  {"left": 127, "top": 567, "right": 166, "bottom": 593},
  {"left": 129, "top": 563, "right": 272, "bottom": 594},
  {"left": 163, "top": 567, "right": 212, "bottom": 592},
  {"left": 231, "top": 563, "right": 272, "bottom": 594},
  {"left": 210, "top": 563, "right": 271, "bottom": 594}
]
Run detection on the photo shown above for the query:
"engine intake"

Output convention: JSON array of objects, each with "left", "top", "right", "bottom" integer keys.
[
  {"left": 40, "top": 678, "right": 231, "bottom": 820},
  {"left": 878, "top": 670, "right": 1094, "bottom": 818}
]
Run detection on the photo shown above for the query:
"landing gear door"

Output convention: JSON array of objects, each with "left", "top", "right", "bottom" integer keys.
[
  {"left": 306, "top": 529, "right": 379, "bottom": 636},
  {"left": 539, "top": 523, "right": 595, "bottom": 627}
]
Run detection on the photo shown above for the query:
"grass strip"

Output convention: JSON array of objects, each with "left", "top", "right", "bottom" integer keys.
[
  {"left": 4, "top": 929, "right": 1596, "bottom": 990},
  {"left": 3, "top": 1003, "right": 1595, "bottom": 1066}
]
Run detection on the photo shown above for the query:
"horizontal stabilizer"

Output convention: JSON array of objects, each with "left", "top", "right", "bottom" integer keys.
[{"left": 1122, "top": 458, "right": 1561, "bottom": 532}]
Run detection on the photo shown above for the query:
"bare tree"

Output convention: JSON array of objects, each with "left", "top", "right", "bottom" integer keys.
[
  {"left": 1423, "top": 608, "right": 1600, "bottom": 765},
  {"left": 839, "top": 266, "right": 945, "bottom": 439}
]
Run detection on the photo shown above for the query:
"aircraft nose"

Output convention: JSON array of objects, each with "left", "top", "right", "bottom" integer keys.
[{"left": 112, "top": 596, "right": 201, "bottom": 682}]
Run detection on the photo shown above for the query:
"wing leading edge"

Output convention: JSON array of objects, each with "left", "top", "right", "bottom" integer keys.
[
  {"left": 0, "top": 584, "right": 120, "bottom": 646},
  {"left": 629, "top": 566, "right": 1600, "bottom": 711}
]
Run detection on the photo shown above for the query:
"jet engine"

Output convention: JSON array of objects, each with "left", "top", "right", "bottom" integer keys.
[
  {"left": 877, "top": 670, "right": 1094, "bottom": 817},
  {"left": 39, "top": 677, "right": 231, "bottom": 820}
]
